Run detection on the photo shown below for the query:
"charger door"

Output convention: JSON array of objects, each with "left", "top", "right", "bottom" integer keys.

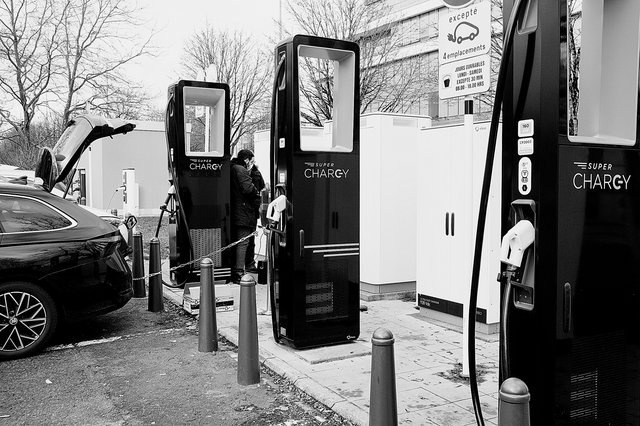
[
  {"left": 166, "top": 80, "right": 231, "bottom": 286},
  {"left": 270, "top": 35, "right": 360, "bottom": 348},
  {"left": 502, "top": 1, "right": 640, "bottom": 423}
]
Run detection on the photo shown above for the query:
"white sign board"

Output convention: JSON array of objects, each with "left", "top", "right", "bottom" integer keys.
[
  {"left": 439, "top": 54, "right": 491, "bottom": 99},
  {"left": 438, "top": 1, "right": 491, "bottom": 65}
]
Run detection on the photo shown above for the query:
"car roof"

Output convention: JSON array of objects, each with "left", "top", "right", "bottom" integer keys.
[{"left": 0, "top": 177, "right": 42, "bottom": 194}]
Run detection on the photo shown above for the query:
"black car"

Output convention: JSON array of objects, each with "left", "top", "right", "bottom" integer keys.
[{"left": 0, "top": 115, "right": 136, "bottom": 360}]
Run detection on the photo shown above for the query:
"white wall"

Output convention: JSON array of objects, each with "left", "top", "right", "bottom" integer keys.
[
  {"left": 360, "top": 113, "right": 432, "bottom": 288},
  {"left": 77, "top": 120, "right": 169, "bottom": 216}
]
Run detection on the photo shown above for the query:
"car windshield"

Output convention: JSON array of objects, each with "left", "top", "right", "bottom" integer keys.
[{"left": 52, "top": 117, "right": 93, "bottom": 176}]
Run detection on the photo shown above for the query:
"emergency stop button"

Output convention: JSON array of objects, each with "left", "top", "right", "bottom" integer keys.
[{"left": 518, "top": 157, "right": 532, "bottom": 195}]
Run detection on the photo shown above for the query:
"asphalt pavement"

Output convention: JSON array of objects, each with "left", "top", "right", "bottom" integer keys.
[{"left": 0, "top": 299, "right": 354, "bottom": 426}]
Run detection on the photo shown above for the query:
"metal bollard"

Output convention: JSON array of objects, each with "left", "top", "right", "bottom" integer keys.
[
  {"left": 498, "top": 377, "right": 531, "bottom": 426},
  {"left": 237, "top": 274, "right": 260, "bottom": 385},
  {"left": 132, "top": 231, "right": 146, "bottom": 298},
  {"left": 369, "top": 328, "right": 398, "bottom": 426},
  {"left": 198, "top": 258, "right": 218, "bottom": 352},
  {"left": 147, "top": 237, "right": 164, "bottom": 312}
]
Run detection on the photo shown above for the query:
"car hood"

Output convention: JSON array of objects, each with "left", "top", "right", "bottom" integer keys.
[{"left": 35, "top": 115, "right": 135, "bottom": 192}]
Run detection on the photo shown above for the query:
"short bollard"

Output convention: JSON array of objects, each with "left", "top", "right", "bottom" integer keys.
[
  {"left": 498, "top": 377, "right": 531, "bottom": 426},
  {"left": 132, "top": 231, "right": 146, "bottom": 298},
  {"left": 369, "top": 328, "right": 398, "bottom": 426},
  {"left": 198, "top": 258, "right": 218, "bottom": 352},
  {"left": 237, "top": 274, "right": 260, "bottom": 385},
  {"left": 147, "top": 237, "right": 164, "bottom": 312}
]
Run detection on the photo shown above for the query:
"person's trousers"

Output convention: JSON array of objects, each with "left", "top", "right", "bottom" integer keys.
[{"left": 233, "top": 226, "right": 254, "bottom": 278}]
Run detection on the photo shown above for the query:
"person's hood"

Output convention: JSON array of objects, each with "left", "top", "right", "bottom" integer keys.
[{"left": 35, "top": 115, "right": 135, "bottom": 192}]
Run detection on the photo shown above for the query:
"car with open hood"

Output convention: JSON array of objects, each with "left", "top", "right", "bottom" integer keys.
[{"left": 0, "top": 115, "right": 136, "bottom": 359}]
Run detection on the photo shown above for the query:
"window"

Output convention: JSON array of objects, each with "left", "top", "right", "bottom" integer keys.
[
  {"left": 183, "top": 86, "right": 226, "bottom": 157},
  {"left": 0, "top": 195, "right": 75, "bottom": 234},
  {"left": 297, "top": 45, "right": 356, "bottom": 152},
  {"left": 403, "top": 17, "right": 419, "bottom": 45},
  {"left": 566, "top": 0, "right": 639, "bottom": 145}
]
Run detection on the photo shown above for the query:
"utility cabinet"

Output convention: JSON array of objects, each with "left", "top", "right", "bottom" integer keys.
[
  {"left": 416, "top": 121, "right": 502, "bottom": 333},
  {"left": 360, "top": 113, "right": 431, "bottom": 299}
]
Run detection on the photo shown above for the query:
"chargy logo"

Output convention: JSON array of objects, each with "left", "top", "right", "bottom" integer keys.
[
  {"left": 572, "top": 162, "right": 631, "bottom": 190},
  {"left": 304, "top": 162, "right": 350, "bottom": 179},
  {"left": 189, "top": 158, "right": 223, "bottom": 171}
]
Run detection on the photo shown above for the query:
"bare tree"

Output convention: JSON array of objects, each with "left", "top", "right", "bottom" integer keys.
[
  {"left": 0, "top": 0, "right": 67, "bottom": 146},
  {"left": 58, "top": 0, "right": 154, "bottom": 124},
  {"left": 567, "top": 0, "right": 581, "bottom": 134},
  {"left": 181, "top": 28, "right": 271, "bottom": 150},
  {"left": 280, "top": 0, "right": 428, "bottom": 124},
  {"left": 0, "top": 112, "right": 64, "bottom": 169}
]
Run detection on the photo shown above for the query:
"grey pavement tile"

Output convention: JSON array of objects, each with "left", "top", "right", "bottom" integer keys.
[
  {"left": 454, "top": 394, "right": 499, "bottom": 419},
  {"left": 398, "top": 411, "right": 438, "bottom": 425},
  {"left": 395, "top": 354, "right": 435, "bottom": 374},
  {"left": 398, "top": 368, "right": 470, "bottom": 403},
  {"left": 397, "top": 387, "right": 450, "bottom": 413},
  {"left": 419, "top": 402, "right": 478, "bottom": 426},
  {"left": 431, "top": 347, "right": 462, "bottom": 363},
  {"left": 477, "top": 371, "right": 499, "bottom": 397},
  {"left": 330, "top": 380, "right": 369, "bottom": 401},
  {"left": 475, "top": 356, "right": 499, "bottom": 370},
  {"left": 396, "top": 377, "right": 427, "bottom": 393},
  {"left": 332, "top": 400, "right": 369, "bottom": 426},
  {"left": 412, "top": 349, "right": 455, "bottom": 370},
  {"left": 312, "top": 366, "right": 370, "bottom": 399}
]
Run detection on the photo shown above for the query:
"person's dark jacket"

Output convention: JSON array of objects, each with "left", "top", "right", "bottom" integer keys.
[
  {"left": 250, "top": 165, "right": 266, "bottom": 218},
  {"left": 230, "top": 158, "right": 259, "bottom": 227}
]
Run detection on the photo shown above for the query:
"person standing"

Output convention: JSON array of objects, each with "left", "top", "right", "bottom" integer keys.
[
  {"left": 230, "top": 149, "right": 260, "bottom": 283},
  {"left": 245, "top": 161, "right": 266, "bottom": 272}
]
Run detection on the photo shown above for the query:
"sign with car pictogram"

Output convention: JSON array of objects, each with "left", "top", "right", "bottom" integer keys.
[
  {"left": 438, "top": 0, "right": 491, "bottom": 99},
  {"left": 439, "top": 1, "right": 490, "bottom": 64}
]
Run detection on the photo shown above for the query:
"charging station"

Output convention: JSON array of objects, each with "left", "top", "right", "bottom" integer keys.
[
  {"left": 268, "top": 35, "right": 360, "bottom": 348},
  {"left": 500, "top": 0, "right": 640, "bottom": 423},
  {"left": 165, "top": 80, "right": 231, "bottom": 286}
]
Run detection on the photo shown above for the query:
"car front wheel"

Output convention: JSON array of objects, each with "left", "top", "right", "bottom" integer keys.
[{"left": 0, "top": 282, "right": 58, "bottom": 360}]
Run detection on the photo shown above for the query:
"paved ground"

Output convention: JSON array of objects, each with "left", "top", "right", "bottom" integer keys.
[
  {"left": 158, "top": 262, "right": 501, "bottom": 426},
  {"left": 0, "top": 299, "right": 355, "bottom": 426}
]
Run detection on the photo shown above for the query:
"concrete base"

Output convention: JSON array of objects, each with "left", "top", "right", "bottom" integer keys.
[
  {"left": 360, "top": 280, "right": 415, "bottom": 302},
  {"left": 418, "top": 307, "right": 499, "bottom": 335}
]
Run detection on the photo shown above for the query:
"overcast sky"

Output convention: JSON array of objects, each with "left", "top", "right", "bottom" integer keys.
[{"left": 129, "top": 0, "right": 283, "bottom": 111}]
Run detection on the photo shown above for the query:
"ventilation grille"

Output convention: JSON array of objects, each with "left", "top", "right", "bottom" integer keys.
[
  {"left": 570, "top": 371, "right": 598, "bottom": 420},
  {"left": 569, "top": 332, "right": 627, "bottom": 424},
  {"left": 190, "top": 228, "right": 221, "bottom": 268},
  {"left": 305, "top": 281, "right": 350, "bottom": 322},
  {"left": 306, "top": 282, "right": 334, "bottom": 319}
]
